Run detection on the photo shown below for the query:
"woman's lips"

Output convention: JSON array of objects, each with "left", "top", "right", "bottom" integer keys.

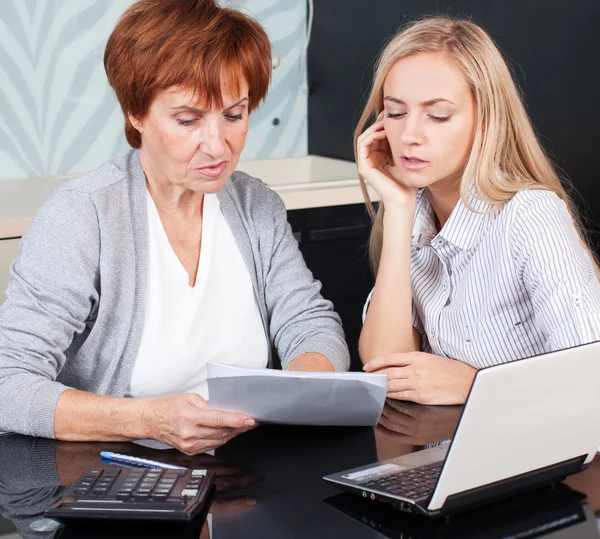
[
  {"left": 400, "top": 156, "right": 430, "bottom": 171},
  {"left": 196, "top": 161, "right": 228, "bottom": 178}
]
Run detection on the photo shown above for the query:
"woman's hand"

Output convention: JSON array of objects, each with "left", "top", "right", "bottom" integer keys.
[
  {"left": 356, "top": 112, "right": 417, "bottom": 208},
  {"left": 364, "top": 351, "right": 477, "bottom": 405},
  {"left": 141, "top": 393, "right": 257, "bottom": 455}
]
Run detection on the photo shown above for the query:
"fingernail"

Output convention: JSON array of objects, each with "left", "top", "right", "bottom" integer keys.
[
  {"left": 363, "top": 363, "right": 371, "bottom": 371},
  {"left": 244, "top": 418, "right": 256, "bottom": 427},
  {"left": 245, "top": 498, "right": 257, "bottom": 506}
]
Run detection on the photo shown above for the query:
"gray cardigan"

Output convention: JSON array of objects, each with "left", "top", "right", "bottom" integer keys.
[{"left": 0, "top": 150, "right": 349, "bottom": 438}]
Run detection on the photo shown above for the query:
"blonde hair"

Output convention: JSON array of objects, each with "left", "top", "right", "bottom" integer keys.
[{"left": 357, "top": 16, "right": 599, "bottom": 277}]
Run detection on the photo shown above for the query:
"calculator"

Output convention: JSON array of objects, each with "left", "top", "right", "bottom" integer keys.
[{"left": 45, "top": 467, "right": 215, "bottom": 521}]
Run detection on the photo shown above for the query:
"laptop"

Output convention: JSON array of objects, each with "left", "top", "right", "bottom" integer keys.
[{"left": 324, "top": 340, "right": 600, "bottom": 518}]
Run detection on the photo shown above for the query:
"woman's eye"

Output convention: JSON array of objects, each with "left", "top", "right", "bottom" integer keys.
[
  {"left": 429, "top": 115, "right": 451, "bottom": 123},
  {"left": 177, "top": 118, "right": 197, "bottom": 126},
  {"left": 386, "top": 112, "right": 406, "bottom": 119},
  {"left": 225, "top": 113, "right": 244, "bottom": 122}
]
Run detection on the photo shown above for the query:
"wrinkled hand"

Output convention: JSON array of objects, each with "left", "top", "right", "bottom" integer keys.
[
  {"left": 376, "top": 399, "right": 463, "bottom": 445},
  {"left": 356, "top": 112, "right": 417, "bottom": 208},
  {"left": 142, "top": 393, "right": 257, "bottom": 455},
  {"left": 364, "top": 351, "right": 476, "bottom": 405}
]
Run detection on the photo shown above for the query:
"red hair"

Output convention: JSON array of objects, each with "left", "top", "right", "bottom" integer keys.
[{"left": 104, "top": 0, "right": 272, "bottom": 148}]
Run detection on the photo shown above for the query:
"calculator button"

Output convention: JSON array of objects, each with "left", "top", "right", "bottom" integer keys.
[
  {"left": 192, "top": 470, "right": 207, "bottom": 476},
  {"left": 158, "top": 478, "right": 175, "bottom": 484},
  {"left": 187, "top": 479, "right": 204, "bottom": 487},
  {"left": 181, "top": 489, "right": 199, "bottom": 498}
]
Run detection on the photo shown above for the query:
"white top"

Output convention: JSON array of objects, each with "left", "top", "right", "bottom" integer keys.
[
  {"left": 126, "top": 191, "right": 268, "bottom": 400},
  {"left": 364, "top": 189, "right": 600, "bottom": 368}
]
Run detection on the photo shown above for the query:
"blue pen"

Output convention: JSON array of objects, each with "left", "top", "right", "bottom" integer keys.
[{"left": 100, "top": 451, "right": 187, "bottom": 469}]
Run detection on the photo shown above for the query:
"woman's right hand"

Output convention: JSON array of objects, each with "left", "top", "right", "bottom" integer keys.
[
  {"left": 356, "top": 112, "right": 417, "bottom": 209},
  {"left": 141, "top": 393, "right": 257, "bottom": 455}
]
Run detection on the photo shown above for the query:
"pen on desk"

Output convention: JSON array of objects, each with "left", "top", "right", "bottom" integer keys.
[{"left": 100, "top": 451, "right": 187, "bottom": 469}]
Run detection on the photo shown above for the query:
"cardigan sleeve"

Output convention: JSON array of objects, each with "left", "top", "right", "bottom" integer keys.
[
  {"left": 259, "top": 187, "right": 350, "bottom": 371},
  {"left": 0, "top": 188, "right": 101, "bottom": 438}
]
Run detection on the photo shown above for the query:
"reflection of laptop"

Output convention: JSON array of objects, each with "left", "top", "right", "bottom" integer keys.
[
  {"left": 324, "top": 341, "right": 600, "bottom": 518},
  {"left": 325, "top": 484, "right": 598, "bottom": 538}
]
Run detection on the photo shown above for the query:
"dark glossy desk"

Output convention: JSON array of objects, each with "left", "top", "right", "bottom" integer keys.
[{"left": 1, "top": 402, "right": 599, "bottom": 538}]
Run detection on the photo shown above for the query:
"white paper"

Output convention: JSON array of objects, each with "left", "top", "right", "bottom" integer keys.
[
  {"left": 131, "top": 439, "right": 174, "bottom": 450},
  {"left": 206, "top": 363, "right": 387, "bottom": 426}
]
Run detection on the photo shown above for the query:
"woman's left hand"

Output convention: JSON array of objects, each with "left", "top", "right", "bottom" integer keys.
[{"left": 364, "top": 352, "right": 477, "bottom": 405}]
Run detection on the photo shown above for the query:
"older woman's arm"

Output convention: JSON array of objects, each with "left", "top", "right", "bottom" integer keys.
[
  {"left": 250, "top": 181, "right": 350, "bottom": 372},
  {"left": 54, "top": 389, "right": 255, "bottom": 455},
  {"left": 0, "top": 189, "right": 100, "bottom": 438},
  {"left": 286, "top": 352, "right": 335, "bottom": 372}
]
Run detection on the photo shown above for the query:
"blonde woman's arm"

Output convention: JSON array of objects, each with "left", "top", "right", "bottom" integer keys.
[
  {"left": 356, "top": 114, "right": 419, "bottom": 362},
  {"left": 359, "top": 208, "right": 420, "bottom": 362}
]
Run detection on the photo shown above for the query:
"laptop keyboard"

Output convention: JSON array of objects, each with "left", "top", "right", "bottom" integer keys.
[{"left": 358, "top": 462, "right": 443, "bottom": 500}]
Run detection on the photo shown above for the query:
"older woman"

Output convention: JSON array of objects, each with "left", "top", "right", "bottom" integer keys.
[{"left": 0, "top": 0, "right": 349, "bottom": 455}]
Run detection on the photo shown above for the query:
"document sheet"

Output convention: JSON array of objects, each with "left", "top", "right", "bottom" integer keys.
[{"left": 207, "top": 363, "right": 387, "bottom": 426}]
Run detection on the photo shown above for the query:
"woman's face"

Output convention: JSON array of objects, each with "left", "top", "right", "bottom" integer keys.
[
  {"left": 131, "top": 82, "right": 249, "bottom": 193},
  {"left": 383, "top": 51, "right": 476, "bottom": 191}
]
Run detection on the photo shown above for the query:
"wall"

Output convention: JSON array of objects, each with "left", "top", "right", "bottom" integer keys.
[
  {"left": 307, "top": 0, "right": 600, "bottom": 249},
  {"left": 0, "top": 0, "right": 308, "bottom": 182}
]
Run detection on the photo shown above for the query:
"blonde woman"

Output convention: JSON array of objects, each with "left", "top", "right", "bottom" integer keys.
[{"left": 357, "top": 16, "right": 600, "bottom": 407}]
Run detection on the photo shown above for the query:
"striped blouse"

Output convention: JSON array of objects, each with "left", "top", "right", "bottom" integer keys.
[{"left": 363, "top": 188, "right": 600, "bottom": 368}]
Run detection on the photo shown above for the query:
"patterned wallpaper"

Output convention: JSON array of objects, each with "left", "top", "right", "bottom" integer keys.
[{"left": 0, "top": 0, "right": 308, "bottom": 181}]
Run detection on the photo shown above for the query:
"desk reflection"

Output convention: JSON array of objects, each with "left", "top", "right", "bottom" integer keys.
[
  {"left": 0, "top": 435, "right": 259, "bottom": 539},
  {"left": 374, "top": 400, "right": 463, "bottom": 461},
  {"left": 0, "top": 403, "right": 598, "bottom": 539},
  {"left": 325, "top": 483, "right": 599, "bottom": 538}
]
